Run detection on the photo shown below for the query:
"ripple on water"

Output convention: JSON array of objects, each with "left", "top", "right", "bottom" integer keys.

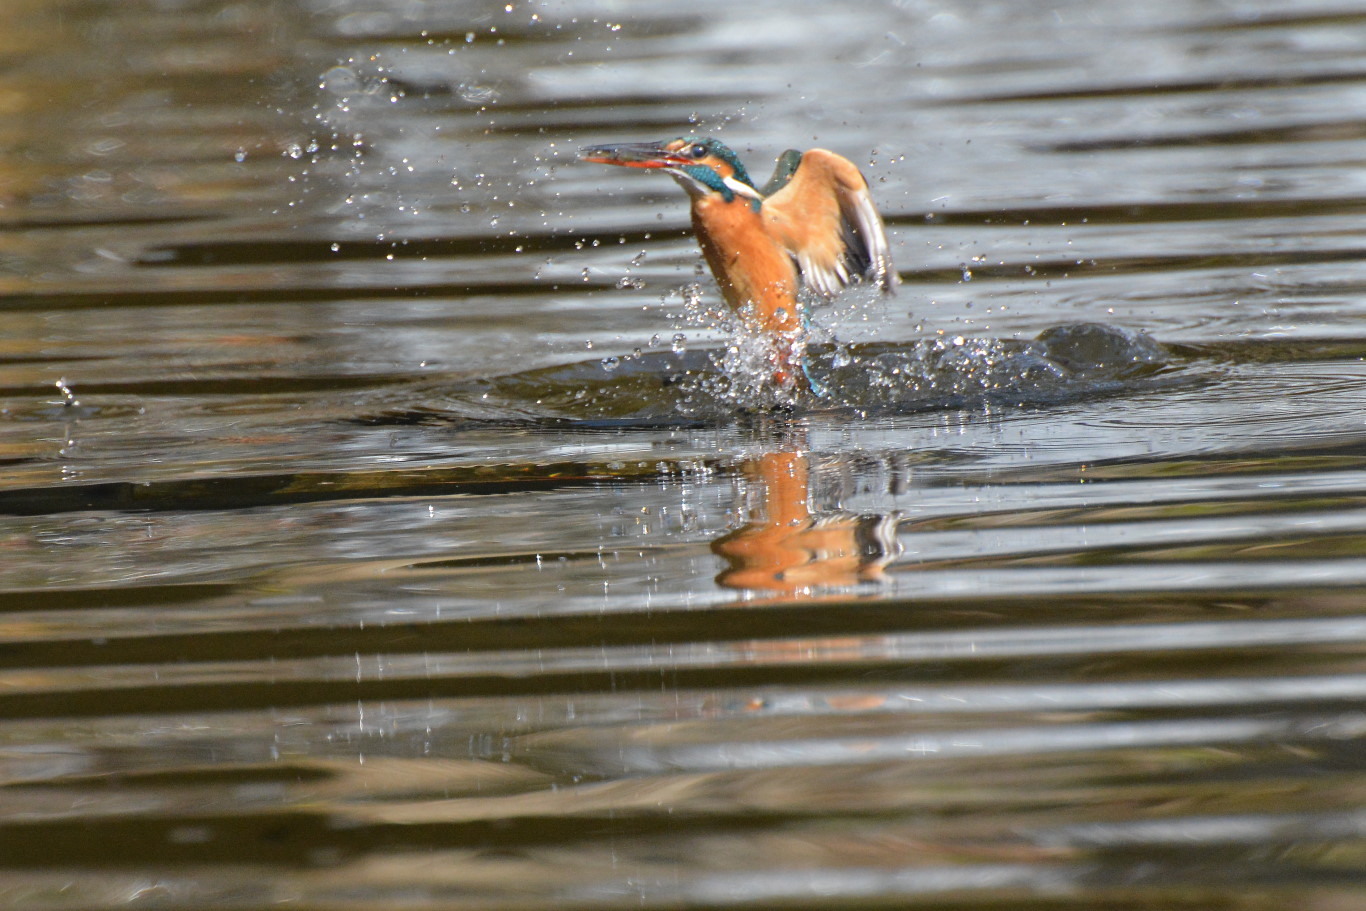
[{"left": 360, "top": 322, "right": 1185, "bottom": 427}]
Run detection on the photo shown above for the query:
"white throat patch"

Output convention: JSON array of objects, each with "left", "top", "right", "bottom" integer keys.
[{"left": 723, "top": 176, "right": 762, "bottom": 201}]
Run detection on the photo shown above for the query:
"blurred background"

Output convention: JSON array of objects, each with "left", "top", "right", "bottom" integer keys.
[{"left": 2, "top": 1, "right": 1366, "bottom": 908}]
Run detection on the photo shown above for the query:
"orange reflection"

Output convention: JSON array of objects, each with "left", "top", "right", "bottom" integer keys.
[{"left": 712, "top": 449, "right": 900, "bottom": 593}]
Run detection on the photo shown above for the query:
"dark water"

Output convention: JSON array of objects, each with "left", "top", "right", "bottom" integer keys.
[{"left": 3, "top": 1, "right": 1366, "bottom": 907}]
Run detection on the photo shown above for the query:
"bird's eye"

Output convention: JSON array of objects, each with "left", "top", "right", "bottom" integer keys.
[{"left": 688, "top": 144, "right": 708, "bottom": 159}]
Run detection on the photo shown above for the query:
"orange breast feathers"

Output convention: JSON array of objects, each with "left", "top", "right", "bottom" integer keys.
[{"left": 689, "top": 194, "right": 803, "bottom": 336}]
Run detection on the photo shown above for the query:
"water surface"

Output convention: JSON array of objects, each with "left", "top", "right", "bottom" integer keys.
[{"left": 2, "top": 1, "right": 1366, "bottom": 908}]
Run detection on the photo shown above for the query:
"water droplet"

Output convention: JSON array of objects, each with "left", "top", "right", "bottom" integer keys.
[
  {"left": 330, "top": 242, "right": 340, "bottom": 252},
  {"left": 600, "top": 356, "right": 620, "bottom": 371},
  {"left": 54, "top": 378, "right": 79, "bottom": 407},
  {"left": 321, "top": 66, "right": 360, "bottom": 94},
  {"left": 458, "top": 83, "right": 497, "bottom": 104},
  {"left": 671, "top": 333, "right": 686, "bottom": 353},
  {"left": 233, "top": 148, "right": 247, "bottom": 163},
  {"left": 285, "top": 143, "right": 304, "bottom": 159}
]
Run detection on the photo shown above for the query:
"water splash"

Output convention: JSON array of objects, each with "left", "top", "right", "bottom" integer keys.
[
  {"left": 661, "top": 283, "right": 809, "bottom": 411},
  {"left": 359, "top": 322, "right": 1179, "bottom": 429},
  {"left": 808, "top": 322, "right": 1170, "bottom": 412}
]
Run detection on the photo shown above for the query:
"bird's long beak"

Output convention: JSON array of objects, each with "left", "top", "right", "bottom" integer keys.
[{"left": 578, "top": 141, "right": 689, "bottom": 169}]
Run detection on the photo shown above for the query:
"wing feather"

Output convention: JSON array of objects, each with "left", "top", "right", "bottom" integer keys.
[{"left": 761, "top": 148, "right": 896, "bottom": 299}]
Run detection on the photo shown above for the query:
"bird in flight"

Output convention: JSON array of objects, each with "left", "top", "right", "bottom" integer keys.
[{"left": 579, "top": 136, "right": 895, "bottom": 394}]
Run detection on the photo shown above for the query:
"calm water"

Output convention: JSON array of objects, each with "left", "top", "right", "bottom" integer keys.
[{"left": 3, "top": 0, "right": 1366, "bottom": 907}]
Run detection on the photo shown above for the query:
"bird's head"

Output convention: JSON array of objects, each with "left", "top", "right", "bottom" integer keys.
[{"left": 579, "top": 136, "right": 762, "bottom": 205}]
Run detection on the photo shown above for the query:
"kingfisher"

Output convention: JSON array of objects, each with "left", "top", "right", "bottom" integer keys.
[{"left": 578, "top": 136, "right": 896, "bottom": 393}]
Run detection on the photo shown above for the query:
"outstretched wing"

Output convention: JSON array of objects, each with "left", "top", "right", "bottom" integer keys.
[{"left": 761, "top": 148, "right": 896, "bottom": 299}]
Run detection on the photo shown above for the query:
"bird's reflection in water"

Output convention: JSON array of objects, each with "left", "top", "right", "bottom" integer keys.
[{"left": 712, "top": 443, "right": 901, "bottom": 593}]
